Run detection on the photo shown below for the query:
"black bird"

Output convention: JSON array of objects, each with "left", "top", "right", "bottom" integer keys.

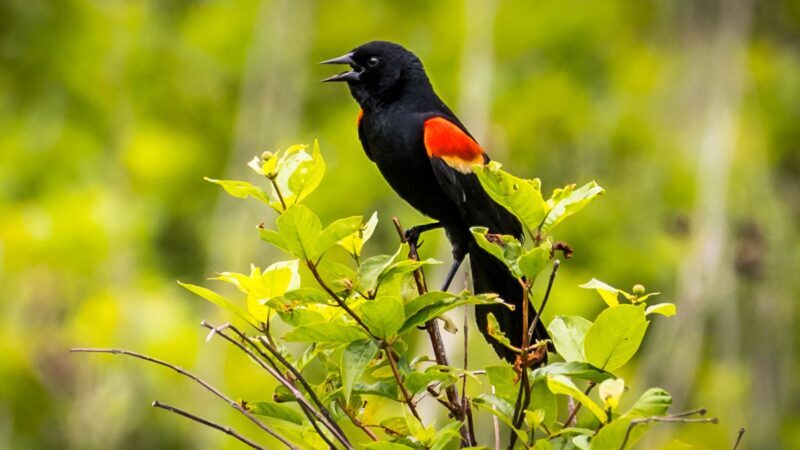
[{"left": 322, "top": 40, "right": 548, "bottom": 362}]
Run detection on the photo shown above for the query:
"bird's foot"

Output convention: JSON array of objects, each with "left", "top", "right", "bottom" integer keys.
[{"left": 404, "top": 225, "right": 424, "bottom": 248}]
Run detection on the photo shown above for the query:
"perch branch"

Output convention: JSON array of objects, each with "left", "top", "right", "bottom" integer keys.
[
  {"left": 392, "top": 218, "right": 466, "bottom": 431},
  {"left": 152, "top": 400, "right": 266, "bottom": 450},
  {"left": 384, "top": 345, "right": 421, "bottom": 420},
  {"left": 69, "top": 348, "right": 295, "bottom": 449},
  {"left": 198, "top": 322, "right": 352, "bottom": 450},
  {"left": 619, "top": 410, "right": 718, "bottom": 450}
]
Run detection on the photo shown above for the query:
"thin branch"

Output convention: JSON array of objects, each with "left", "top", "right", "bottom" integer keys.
[
  {"left": 336, "top": 399, "right": 379, "bottom": 441},
  {"left": 198, "top": 322, "right": 352, "bottom": 450},
  {"left": 219, "top": 323, "right": 345, "bottom": 441},
  {"left": 733, "top": 427, "right": 745, "bottom": 450},
  {"left": 307, "top": 261, "right": 379, "bottom": 340},
  {"left": 619, "top": 412, "right": 718, "bottom": 450},
  {"left": 564, "top": 382, "right": 596, "bottom": 427},
  {"left": 491, "top": 385, "right": 501, "bottom": 450},
  {"left": 70, "top": 348, "right": 295, "bottom": 450},
  {"left": 227, "top": 325, "right": 348, "bottom": 442},
  {"left": 269, "top": 177, "right": 287, "bottom": 211},
  {"left": 384, "top": 346, "right": 421, "bottom": 420},
  {"left": 152, "top": 400, "right": 266, "bottom": 450},
  {"left": 392, "top": 217, "right": 465, "bottom": 427},
  {"left": 527, "top": 260, "right": 560, "bottom": 345},
  {"left": 509, "top": 279, "right": 533, "bottom": 450},
  {"left": 461, "top": 303, "right": 477, "bottom": 446}
]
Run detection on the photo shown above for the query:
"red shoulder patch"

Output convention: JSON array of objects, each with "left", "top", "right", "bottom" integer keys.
[
  {"left": 423, "top": 117, "right": 484, "bottom": 173},
  {"left": 357, "top": 109, "right": 364, "bottom": 126}
]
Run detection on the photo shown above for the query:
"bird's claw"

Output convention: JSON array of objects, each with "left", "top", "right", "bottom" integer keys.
[{"left": 404, "top": 226, "right": 422, "bottom": 248}]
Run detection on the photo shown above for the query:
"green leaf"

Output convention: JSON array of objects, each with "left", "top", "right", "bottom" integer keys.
[
  {"left": 405, "top": 366, "right": 458, "bottom": 395},
  {"left": 403, "top": 291, "right": 456, "bottom": 321},
  {"left": 590, "top": 388, "right": 672, "bottom": 450},
  {"left": 365, "top": 443, "right": 415, "bottom": 450},
  {"left": 315, "top": 259, "right": 356, "bottom": 294},
  {"left": 259, "top": 227, "right": 290, "bottom": 253},
  {"left": 546, "top": 375, "right": 606, "bottom": 423},
  {"left": 276, "top": 205, "right": 322, "bottom": 260},
  {"left": 532, "top": 361, "right": 614, "bottom": 383},
  {"left": 645, "top": 302, "right": 676, "bottom": 317},
  {"left": 353, "top": 380, "right": 399, "bottom": 400},
  {"left": 379, "top": 417, "right": 409, "bottom": 435},
  {"left": 275, "top": 308, "right": 325, "bottom": 327},
  {"left": 474, "top": 162, "right": 546, "bottom": 233},
  {"left": 178, "top": 282, "right": 256, "bottom": 327},
  {"left": 627, "top": 388, "right": 672, "bottom": 418},
  {"left": 258, "top": 260, "right": 301, "bottom": 298},
  {"left": 283, "top": 322, "right": 367, "bottom": 343},
  {"left": 341, "top": 339, "right": 379, "bottom": 402},
  {"left": 357, "top": 254, "right": 393, "bottom": 293},
  {"left": 401, "top": 292, "right": 510, "bottom": 334},
  {"left": 518, "top": 242, "right": 552, "bottom": 281},
  {"left": 485, "top": 312, "right": 518, "bottom": 352},
  {"left": 244, "top": 401, "right": 305, "bottom": 425},
  {"left": 278, "top": 287, "right": 331, "bottom": 305},
  {"left": 266, "top": 143, "right": 325, "bottom": 211},
  {"left": 430, "top": 420, "right": 463, "bottom": 450},
  {"left": 204, "top": 178, "right": 270, "bottom": 203},
  {"left": 473, "top": 395, "right": 527, "bottom": 443},
  {"left": 529, "top": 379, "right": 558, "bottom": 428},
  {"left": 470, "top": 227, "right": 523, "bottom": 276},
  {"left": 584, "top": 304, "right": 649, "bottom": 370},
  {"left": 542, "top": 181, "right": 604, "bottom": 231},
  {"left": 287, "top": 140, "right": 325, "bottom": 205},
  {"left": 579, "top": 278, "right": 621, "bottom": 307},
  {"left": 338, "top": 211, "right": 379, "bottom": 257},
  {"left": 360, "top": 295, "right": 405, "bottom": 339},
  {"left": 315, "top": 215, "right": 363, "bottom": 260},
  {"left": 485, "top": 364, "right": 517, "bottom": 404},
  {"left": 548, "top": 315, "right": 592, "bottom": 362}
]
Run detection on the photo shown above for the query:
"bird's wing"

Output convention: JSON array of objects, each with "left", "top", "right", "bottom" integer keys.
[
  {"left": 423, "top": 116, "right": 523, "bottom": 238},
  {"left": 356, "top": 109, "right": 374, "bottom": 162}
]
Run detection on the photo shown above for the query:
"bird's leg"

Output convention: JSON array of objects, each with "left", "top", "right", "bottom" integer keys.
[
  {"left": 440, "top": 249, "right": 467, "bottom": 292},
  {"left": 404, "top": 222, "right": 442, "bottom": 248}
]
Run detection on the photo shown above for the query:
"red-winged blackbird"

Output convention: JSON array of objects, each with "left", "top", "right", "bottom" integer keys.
[{"left": 323, "top": 40, "right": 548, "bottom": 362}]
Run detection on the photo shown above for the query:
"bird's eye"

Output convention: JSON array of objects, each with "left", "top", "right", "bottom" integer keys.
[{"left": 367, "top": 56, "right": 380, "bottom": 67}]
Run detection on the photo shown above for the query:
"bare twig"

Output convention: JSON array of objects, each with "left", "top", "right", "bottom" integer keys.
[
  {"left": 269, "top": 177, "right": 287, "bottom": 211},
  {"left": 564, "top": 382, "right": 596, "bottom": 427},
  {"left": 336, "top": 399, "right": 379, "bottom": 441},
  {"left": 307, "top": 262, "right": 379, "bottom": 340},
  {"left": 152, "top": 400, "right": 266, "bottom": 450},
  {"left": 733, "top": 427, "right": 745, "bottom": 450},
  {"left": 384, "top": 345, "right": 421, "bottom": 420},
  {"left": 218, "top": 325, "right": 348, "bottom": 442},
  {"left": 619, "top": 411, "right": 718, "bottom": 450},
  {"left": 392, "top": 217, "right": 466, "bottom": 430},
  {"left": 509, "top": 279, "right": 533, "bottom": 450},
  {"left": 527, "top": 260, "right": 560, "bottom": 344},
  {"left": 461, "top": 303, "right": 477, "bottom": 446},
  {"left": 491, "top": 385, "right": 501, "bottom": 450},
  {"left": 69, "top": 348, "right": 295, "bottom": 450},
  {"left": 197, "top": 323, "right": 352, "bottom": 450}
]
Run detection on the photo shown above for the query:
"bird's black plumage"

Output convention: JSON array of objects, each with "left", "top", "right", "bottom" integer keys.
[{"left": 323, "top": 40, "right": 549, "bottom": 362}]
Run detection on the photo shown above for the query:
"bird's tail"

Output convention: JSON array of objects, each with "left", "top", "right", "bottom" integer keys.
[{"left": 470, "top": 244, "right": 550, "bottom": 363}]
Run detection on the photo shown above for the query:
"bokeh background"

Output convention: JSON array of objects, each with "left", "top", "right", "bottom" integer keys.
[{"left": 2, "top": 0, "right": 798, "bottom": 448}]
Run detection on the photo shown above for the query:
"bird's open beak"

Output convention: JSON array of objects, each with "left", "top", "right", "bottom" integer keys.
[{"left": 320, "top": 52, "right": 362, "bottom": 83}]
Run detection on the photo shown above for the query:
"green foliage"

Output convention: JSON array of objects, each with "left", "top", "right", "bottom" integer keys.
[{"left": 172, "top": 143, "right": 711, "bottom": 449}]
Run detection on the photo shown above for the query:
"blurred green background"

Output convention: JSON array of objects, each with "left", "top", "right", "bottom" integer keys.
[{"left": 2, "top": 0, "right": 798, "bottom": 448}]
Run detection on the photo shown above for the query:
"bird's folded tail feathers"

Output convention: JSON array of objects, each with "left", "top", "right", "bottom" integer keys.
[{"left": 469, "top": 244, "right": 550, "bottom": 363}]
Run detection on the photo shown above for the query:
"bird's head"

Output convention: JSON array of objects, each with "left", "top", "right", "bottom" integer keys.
[{"left": 321, "top": 41, "right": 429, "bottom": 107}]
